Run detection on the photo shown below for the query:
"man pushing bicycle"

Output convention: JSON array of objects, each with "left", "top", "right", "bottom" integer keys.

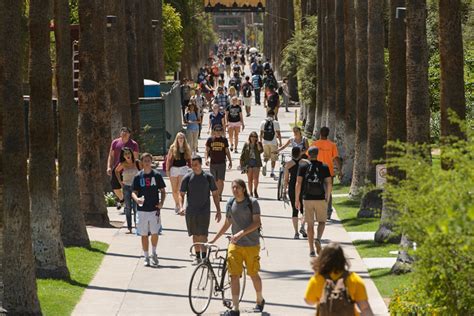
[{"left": 209, "top": 179, "right": 266, "bottom": 316}]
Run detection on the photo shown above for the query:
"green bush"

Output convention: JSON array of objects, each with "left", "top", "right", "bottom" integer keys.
[{"left": 385, "top": 126, "right": 474, "bottom": 315}]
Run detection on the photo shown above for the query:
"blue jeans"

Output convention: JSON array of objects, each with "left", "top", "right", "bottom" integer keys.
[{"left": 123, "top": 185, "right": 137, "bottom": 230}]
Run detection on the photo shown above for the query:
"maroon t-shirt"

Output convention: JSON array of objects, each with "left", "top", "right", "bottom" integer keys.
[
  {"left": 206, "top": 136, "right": 229, "bottom": 164},
  {"left": 111, "top": 138, "right": 139, "bottom": 167}
]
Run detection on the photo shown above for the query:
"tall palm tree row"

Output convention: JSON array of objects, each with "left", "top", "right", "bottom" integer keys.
[
  {"left": 0, "top": 0, "right": 41, "bottom": 313},
  {"left": 334, "top": 0, "right": 346, "bottom": 152},
  {"left": 28, "top": 0, "right": 70, "bottom": 279}
]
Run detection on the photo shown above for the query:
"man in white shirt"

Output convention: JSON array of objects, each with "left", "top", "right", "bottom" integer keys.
[{"left": 259, "top": 110, "right": 282, "bottom": 178}]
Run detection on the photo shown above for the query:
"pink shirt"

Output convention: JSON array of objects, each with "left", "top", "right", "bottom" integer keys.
[{"left": 111, "top": 138, "right": 139, "bottom": 167}]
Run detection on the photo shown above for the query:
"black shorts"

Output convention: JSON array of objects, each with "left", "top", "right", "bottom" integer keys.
[
  {"left": 185, "top": 212, "right": 210, "bottom": 237},
  {"left": 110, "top": 167, "right": 122, "bottom": 190}
]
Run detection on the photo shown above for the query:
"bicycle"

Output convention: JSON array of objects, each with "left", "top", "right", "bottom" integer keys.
[{"left": 188, "top": 240, "right": 247, "bottom": 315}]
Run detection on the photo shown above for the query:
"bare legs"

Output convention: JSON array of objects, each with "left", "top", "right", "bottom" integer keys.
[
  {"left": 170, "top": 175, "right": 184, "bottom": 210},
  {"left": 247, "top": 167, "right": 261, "bottom": 196}
]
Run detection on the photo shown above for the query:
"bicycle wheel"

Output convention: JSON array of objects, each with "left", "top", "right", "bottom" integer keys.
[
  {"left": 221, "top": 266, "right": 247, "bottom": 309},
  {"left": 189, "top": 263, "right": 214, "bottom": 315},
  {"left": 277, "top": 170, "right": 284, "bottom": 200}
]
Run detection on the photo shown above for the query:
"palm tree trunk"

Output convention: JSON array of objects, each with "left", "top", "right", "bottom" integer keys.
[
  {"left": 0, "top": 0, "right": 41, "bottom": 312},
  {"left": 325, "top": 0, "right": 336, "bottom": 136},
  {"left": 341, "top": 0, "right": 357, "bottom": 186},
  {"left": 54, "top": 0, "right": 90, "bottom": 247},
  {"left": 365, "top": 0, "right": 386, "bottom": 185},
  {"left": 126, "top": 0, "right": 140, "bottom": 134},
  {"left": 287, "top": 0, "right": 299, "bottom": 102},
  {"left": 439, "top": 0, "right": 466, "bottom": 141},
  {"left": 78, "top": 0, "right": 110, "bottom": 227},
  {"left": 156, "top": 0, "right": 165, "bottom": 81},
  {"left": 106, "top": 0, "right": 131, "bottom": 138},
  {"left": 392, "top": 0, "right": 430, "bottom": 274},
  {"left": 335, "top": 0, "right": 346, "bottom": 152},
  {"left": 375, "top": 0, "right": 406, "bottom": 244},
  {"left": 349, "top": 0, "right": 369, "bottom": 197},
  {"left": 314, "top": 0, "right": 325, "bottom": 138},
  {"left": 29, "top": 0, "right": 69, "bottom": 279}
]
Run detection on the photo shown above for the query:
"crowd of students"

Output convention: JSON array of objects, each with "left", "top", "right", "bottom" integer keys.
[{"left": 105, "top": 38, "right": 374, "bottom": 316}]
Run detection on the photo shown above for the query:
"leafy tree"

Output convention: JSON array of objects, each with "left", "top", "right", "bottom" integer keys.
[{"left": 163, "top": 3, "right": 183, "bottom": 73}]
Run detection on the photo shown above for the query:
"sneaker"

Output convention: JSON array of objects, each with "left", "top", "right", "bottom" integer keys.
[
  {"left": 192, "top": 257, "right": 202, "bottom": 266},
  {"left": 144, "top": 257, "right": 150, "bottom": 267},
  {"left": 234, "top": 149, "right": 238, "bottom": 154},
  {"left": 116, "top": 201, "right": 122, "bottom": 210},
  {"left": 262, "top": 163, "right": 267, "bottom": 176},
  {"left": 254, "top": 299, "right": 266, "bottom": 312},
  {"left": 151, "top": 253, "right": 159, "bottom": 266},
  {"left": 230, "top": 146, "right": 234, "bottom": 152},
  {"left": 246, "top": 113, "right": 251, "bottom": 117},
  {"left": 309, "top": 251, "right": 316, "bottom": 257},
  {"left": 294, "top": 233, "right": 300, "bottom": 239},
  {"left": 223, "top": 310, "right": 240, "bottom": 316},
  {"left": 254, "top": 190, "right": 259, "bottom": 199},
  {"left": 315, "top": 239, "right": 322, "bottom": 255},
  {"left": 270, "top": 172, "right": 275, "bottom": 178},
  {"left": 299, "top": 227, "right": 308, "bottom": 238},
  {"left": 175, "top": 206, "right": 180, "bottom": 215}
]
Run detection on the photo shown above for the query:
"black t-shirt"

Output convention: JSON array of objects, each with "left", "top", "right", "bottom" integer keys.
[
  {"left": 224, "top": 56, "right": 232, "bottom": 65},
  {"left": 206, "top": 136, "right": 229, "bottom": 164},
  {"left": 173, "top": 152, "right": 187, "bottom": 167},
  {"left": 289, "top": 158, "right": 302, "bottom": 188},
  {"left": 226, "top": 105, "right": 242, "bottom": 123},
  {"left": 297, "top": 161, "right": 331, "bottom": 200},
  {"left": 132, "top": 169, "right": 166, "bottom": 212}
]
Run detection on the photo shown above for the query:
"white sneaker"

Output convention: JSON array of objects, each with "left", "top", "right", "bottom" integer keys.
[
  {"left": 144, "top": 256, "right": 150, "bottom": 267},
  {"left": 151, "top": 253, "right": 159, "bottom": 266}
]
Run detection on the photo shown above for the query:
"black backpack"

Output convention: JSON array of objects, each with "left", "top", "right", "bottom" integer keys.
[
  {"left": 267, "top": 92, "right": 279, "bottom": 109},
  {"left": 304, "top": 163, "right": 325, "bottom": 196},
  {"left": 278, "top": 86, "right": 284, "bottom": 95},
  {"left": 243, "top": 84, "right": 252, "bottom": 98},
  {"left": 263, "top": 119, "right": 276, "bottom": 141}
]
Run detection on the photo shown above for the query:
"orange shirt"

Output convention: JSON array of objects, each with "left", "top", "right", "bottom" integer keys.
[{"left": 310, "top": 139, "right": 339, "bottom": 176}]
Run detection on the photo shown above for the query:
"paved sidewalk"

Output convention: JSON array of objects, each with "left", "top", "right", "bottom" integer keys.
[{"left": 73, "top": 75, "right": 388, "bottom": 316}]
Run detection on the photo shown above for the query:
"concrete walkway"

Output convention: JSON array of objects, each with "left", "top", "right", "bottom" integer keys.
[{"left": 73, "top": 68, "right": 388, "bottom": 315}]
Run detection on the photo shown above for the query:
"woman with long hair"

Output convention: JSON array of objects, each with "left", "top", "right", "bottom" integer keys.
[
  {"left": 305, "top": 243, "right": 374, "bottom": 316},
  {"left": 275, "top": 126, "right": 309, "bottom": 159},
  {"left": 115, "top": 147, "right": 142, "bottom": 233},
  {"left": 226, "top": 96, "right": 245, "bottom": 153},
  {"left": 166, "top": 132, "right": 192, "bottom": 214},
  {"left": 185, "top": 101, "right": 201, "bottom": 154},
  {"left": 240, "top": 131, "right": 263, "bottom": 198}
]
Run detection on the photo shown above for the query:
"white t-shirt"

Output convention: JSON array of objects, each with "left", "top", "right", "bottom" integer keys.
[{"left": 260, "top": 118, "right": 280, "bottom": 145}]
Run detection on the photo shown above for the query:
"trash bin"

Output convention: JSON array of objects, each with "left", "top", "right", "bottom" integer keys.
[{"left": 144, "top": 79, "right": 161, "bottom": 97}]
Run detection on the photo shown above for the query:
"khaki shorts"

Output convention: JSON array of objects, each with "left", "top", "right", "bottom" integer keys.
[
  {"left": 263, "top": 144, "right": 278, "bottom": 162},
  {"left": 227, "top": 244, "right": 261, "bottom": 277},
  {"left": 304, "top": 200, "right": 328, "bottom": 224}
]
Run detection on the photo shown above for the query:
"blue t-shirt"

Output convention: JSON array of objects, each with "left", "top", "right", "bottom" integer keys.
[
  {"left": 186, "top": 111, "right": 200, "bottom": 132},
  {"left": 252, "top": 75, "right": 261, "bottom": 89},
  {"left": 132, "top": 169, "right": 166, "bottom": 212}
]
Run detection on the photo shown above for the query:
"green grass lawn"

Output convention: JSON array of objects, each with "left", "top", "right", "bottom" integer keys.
[
  {"left": 369, "top": 268, "right": 413, "bottom": 298},
  {"left": 333, "top": 197, "right": 380, "bottom": 232},
  {"left": 37, "top": 241, "right": 109, "bottom": 316},
  {"left": 352, "top": 240, "right": 399, "bottom": 257},
  {"left": 332, "top": 182, "right": 350, "bottom": 195}
]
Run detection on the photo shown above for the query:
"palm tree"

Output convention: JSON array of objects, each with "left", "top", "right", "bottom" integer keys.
[
  {"left": 106, "top": 0, "right": 131, "bottom": 137},
  {"left": 303, "top": 0, "right": 317, "bottom": 135},
  {"left": 349, "top": 0, "right": 369, "bottom": 197},
  {"left": 0, "top": 1, "right": 41, "bottom": 312},
  {"left": 155, "top": 0, "right": 165, "bottom": 81},
  {"left": 365, "top": 0, "right": 386, "bottom": 185},
  {"left": 335, "top": 0, "right": 346, "bottom": 150},
  {"left": 375, "top": 0, "right": 406, "bottom": 244},
  {"left": 126, "top": 0, "right": 140, "bottom": 133},
  {"left": 342, "top": 0, "right": 357, "bottom": 186},
  {"left": 314, "top": 0, "right": 324, "bottom": 137},
  {"left": 29, "top": 0, "right": 69, "bottom": 279},
  {"left": 78, "top": 0, "right": 111, "bottom": 226},
  {"left": 54, "top": 0, "right": 90, "bottom": 247},
  {"left": 325, "top": 0, "right": 336, "bottom": 136},
  {"left": 392, "top": 0, "right": 430, "bottom": 274},
  {"left": 287, "top": 0, "right": 299, "bottom": 102},
  {"left": 439, "top": 0, "right": 466, "bottom": 141}
]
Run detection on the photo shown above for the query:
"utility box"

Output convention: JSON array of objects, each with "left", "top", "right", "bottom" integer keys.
[{"left": 144, "top": 79, "right": 161, "bottom": 97}]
